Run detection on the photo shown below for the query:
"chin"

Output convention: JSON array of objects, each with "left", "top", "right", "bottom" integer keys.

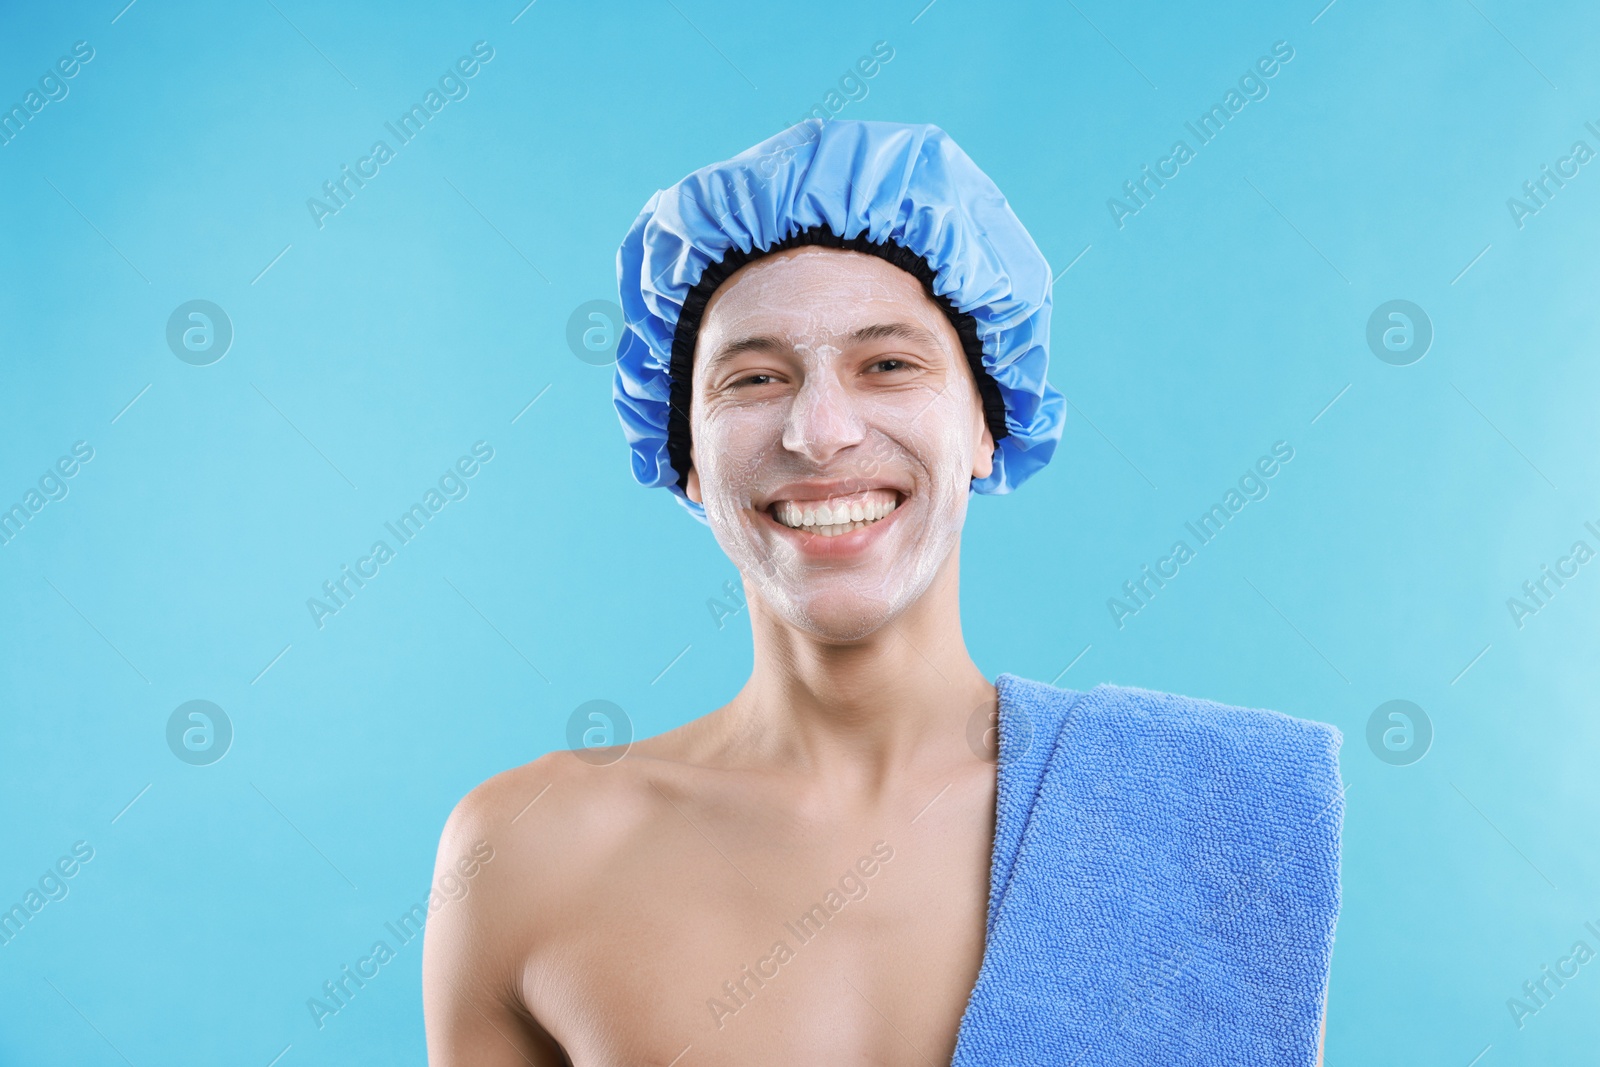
[
  {"left": 761, "top": 573, "right": 925, "bottom": 643},
  {"left": 779, "top": 598, "right": 895, "bottom": 643}
]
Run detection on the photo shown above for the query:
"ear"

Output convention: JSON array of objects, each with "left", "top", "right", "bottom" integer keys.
[
  {"left": 972, "top": 415, "right": 995, "bottom": 482},
  {"left": 685, "top": 465, "right": 702, "bottom": 503}
]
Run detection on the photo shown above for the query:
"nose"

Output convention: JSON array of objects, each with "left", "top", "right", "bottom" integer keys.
[{"left": 781, "top": 366, "right": 866, "bottom": 466}]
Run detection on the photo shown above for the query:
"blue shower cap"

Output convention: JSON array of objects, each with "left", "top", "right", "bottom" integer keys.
[{"left": 613, "top": 118, "right": 1065, "bottom": 522}]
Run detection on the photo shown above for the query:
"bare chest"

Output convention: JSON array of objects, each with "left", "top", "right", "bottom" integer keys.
[{"left": 526, "top": 782, "right": 995, "bottom": 1066}]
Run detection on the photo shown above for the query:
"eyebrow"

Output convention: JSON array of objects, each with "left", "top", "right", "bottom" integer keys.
[
  {"left": 844, "top": 321, "right": 943, "bottom": 350},
  {"left": 704, "top": 333, "right": 789, "bottom": 374},
  {"left": 704, "top": 321, "right": 944, "bottom": 374}
]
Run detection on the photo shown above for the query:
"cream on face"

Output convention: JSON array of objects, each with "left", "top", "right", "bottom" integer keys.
[{"left": 686, "top": 247, "right": 993, "bottom": 641}]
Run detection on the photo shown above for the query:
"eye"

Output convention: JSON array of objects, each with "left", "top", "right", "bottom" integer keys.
[
  {"left": 732, "top": 372, "right": 778, "bottom": 388},
  {"left": 866, "top": 356, "right": 918, "bottom": 375}
]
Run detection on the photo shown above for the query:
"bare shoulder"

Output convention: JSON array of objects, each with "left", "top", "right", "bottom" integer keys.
[
  {"left": 424, "top": 747, "right": 674, "bottom": 1064},
  {"left": 438, "top": 746, "right": 668, "bottom": 901},
  {"left": 433, "top": 726, "right": 724, "bottom": 930}
]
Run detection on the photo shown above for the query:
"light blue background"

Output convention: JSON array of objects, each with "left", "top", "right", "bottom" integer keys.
[{"left": 3, "top": 0, "right": 1597, "bottom": 1063}]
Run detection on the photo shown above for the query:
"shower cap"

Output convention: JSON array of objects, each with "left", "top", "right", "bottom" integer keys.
[{"left": 612, "top": 117, "right": 1066, "bottom": 522}]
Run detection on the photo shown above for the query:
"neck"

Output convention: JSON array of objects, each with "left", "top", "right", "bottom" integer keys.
[{"left": 726, "top": 545, "right": 993, "bottom": 785}]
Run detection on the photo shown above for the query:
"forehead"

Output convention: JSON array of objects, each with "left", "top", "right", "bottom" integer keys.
[{"left": 697, "top": 246, "right": 948, "bottom": 345}]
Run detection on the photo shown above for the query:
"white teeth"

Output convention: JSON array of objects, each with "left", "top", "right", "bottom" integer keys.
[{"left": 770, "top": 492, "right": 900, "bottom": 530}]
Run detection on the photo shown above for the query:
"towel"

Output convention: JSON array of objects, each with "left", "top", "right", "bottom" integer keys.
[{"left": 952, "top": 675, "right": 1344, "bottom": 1066}]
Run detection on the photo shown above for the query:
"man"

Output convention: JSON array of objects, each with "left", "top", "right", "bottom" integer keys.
[{"left": 423, "top": 120, "right": 1340, "bottom": 1066}]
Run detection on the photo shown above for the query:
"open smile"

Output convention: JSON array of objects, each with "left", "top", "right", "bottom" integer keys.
[{"left": 759, "top": 487, "right": 906, "bottom": 547}]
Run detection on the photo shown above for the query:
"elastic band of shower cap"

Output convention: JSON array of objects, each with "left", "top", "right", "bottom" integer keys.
[{"left": 611, "top": 117, "right": 1066, "bottom": 523}]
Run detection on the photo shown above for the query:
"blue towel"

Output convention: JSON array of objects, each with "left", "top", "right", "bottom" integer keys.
[{"left": 953, "top": 675, "right": 1344, "bottom": 1066}]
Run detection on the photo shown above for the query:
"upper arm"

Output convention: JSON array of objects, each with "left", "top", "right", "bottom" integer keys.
[{"left": 422, "top": 774, "right": 568, "bottom": 1066}]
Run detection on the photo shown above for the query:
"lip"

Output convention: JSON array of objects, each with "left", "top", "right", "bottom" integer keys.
[
  {"left": 758, "top": 478, "right": 909, "bottom": 507},
  {"left": 755, "top": 489, "right": 907, "bottom": 558}
]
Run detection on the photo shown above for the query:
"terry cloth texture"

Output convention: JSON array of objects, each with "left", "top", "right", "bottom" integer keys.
[{"left": 953, "top": 674, "right": 1344, "bottom": 1066}]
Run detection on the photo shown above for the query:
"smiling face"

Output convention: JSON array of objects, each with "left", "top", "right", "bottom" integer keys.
[{"left": 684, "top": 247, "right": 995, "bottom": 641}]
